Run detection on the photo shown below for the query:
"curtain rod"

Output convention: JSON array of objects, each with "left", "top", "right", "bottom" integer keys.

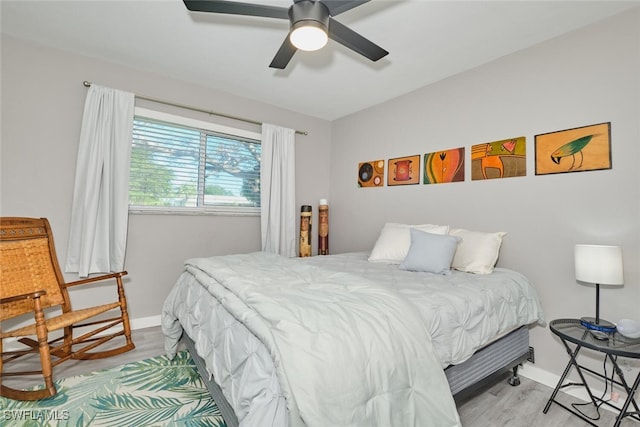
[{"left": 82, "top": 81, "right": 307, "bottom": 136}]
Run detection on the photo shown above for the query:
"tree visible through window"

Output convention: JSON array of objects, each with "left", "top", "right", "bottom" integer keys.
[{"left": 129, "top": 115, "right": 261, "bottom": 212}]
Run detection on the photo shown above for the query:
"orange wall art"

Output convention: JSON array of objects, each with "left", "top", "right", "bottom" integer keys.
[
  {"left": 358, "top": 160, "right": 385, "bottom": 187},
  {"left": 471, "top": 136, "right": 526, "bottom": 180},
  {"left": 388, "top": 155, "right": 420, "bottom": 186},
  {"left": 535, "top": 122, "right": 611, "bottom": 175},
  {"left": 423, "top": 148, "right": 465, "bottom": 184}
]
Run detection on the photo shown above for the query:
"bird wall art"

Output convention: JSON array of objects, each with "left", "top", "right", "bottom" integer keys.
[{"left": 535, "top": 122, "right": 611, "bottom": 175}]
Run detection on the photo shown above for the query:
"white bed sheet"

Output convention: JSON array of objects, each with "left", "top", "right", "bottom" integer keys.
[{"left": 162, "top": 252, "right": 543, "bottom": 427}]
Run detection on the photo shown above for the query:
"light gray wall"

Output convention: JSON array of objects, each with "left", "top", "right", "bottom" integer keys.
[
  {"left": 329, "top": 10, "right": 639, "bottom": 380},
  {"left": 0, "top": 36, "right": 331, "bottom": 323},
  {"left": 2, "top": 8, "right": 639, "bottom": 396}
]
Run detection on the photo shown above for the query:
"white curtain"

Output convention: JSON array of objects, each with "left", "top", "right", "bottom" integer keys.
[
  {"left": 65, "top": 85, "right": 134, "bottom": 277},
  {"left": 260, "top": 123, "right": 296, "bottom": 257}
]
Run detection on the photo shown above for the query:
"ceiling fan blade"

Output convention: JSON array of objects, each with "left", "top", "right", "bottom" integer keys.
[
  {"left": 328, "top": 18, "right": 388, "bottom": 62},
  {"left": 183, "top": 0, "right": 288, "bottom": 20},
  {"left": 321, "top": 0, "right": 369, "bottom": 17},
  {"left": 269, "top": 35, "right": 298, "bottom": 69}
]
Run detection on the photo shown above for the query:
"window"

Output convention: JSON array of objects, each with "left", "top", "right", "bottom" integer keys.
[{"left": 129, "top": 108, "right": 261, "bottom": 215}]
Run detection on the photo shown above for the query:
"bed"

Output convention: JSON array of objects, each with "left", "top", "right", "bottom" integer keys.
[{"left": 162, "top": 225, "right": 544, "bottom": 427}]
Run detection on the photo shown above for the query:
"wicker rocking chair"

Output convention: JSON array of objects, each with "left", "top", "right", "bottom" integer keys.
[{"left": 0, "top": 217, "right": 135, "bottom": 400}]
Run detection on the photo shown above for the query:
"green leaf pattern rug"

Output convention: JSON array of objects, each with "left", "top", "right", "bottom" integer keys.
[{"left": 0, "top": 351, "right": 226, "bottom": 426}]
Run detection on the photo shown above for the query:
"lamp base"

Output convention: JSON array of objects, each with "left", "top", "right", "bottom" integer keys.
[{"left": 580, "top": 317, "right": 616, "bottom": 333}]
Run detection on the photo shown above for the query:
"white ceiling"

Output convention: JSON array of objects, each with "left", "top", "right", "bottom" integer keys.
[{"left": 2, "top": 0, "right": 639, "bottom": 121}]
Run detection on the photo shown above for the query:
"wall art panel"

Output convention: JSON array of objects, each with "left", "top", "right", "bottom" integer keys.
[
  {"left": 535, "top": 122, "right": 611, "bottom": 175},
  {"left": 424, "top": 148, "right": 465, "bottom": 184},
  {"left": 357, "top": 160, "right": 385, "bottom": 187},
  {"left": 472, "top": 137, "right": 526, "bottom": 180},
  {"left": 388, "top": 155, "right": 420, "bottom": 186}
]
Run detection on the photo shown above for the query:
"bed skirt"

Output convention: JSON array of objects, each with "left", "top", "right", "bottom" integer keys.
[
  {"left": 182, "top": 325, "right": 530, "bottom": 427},
  {"left": 444, "top": 325, "right": 529, "bottom": 395},
  {"left": 184, "top": 333, "right": 240, "bottom": 427}
]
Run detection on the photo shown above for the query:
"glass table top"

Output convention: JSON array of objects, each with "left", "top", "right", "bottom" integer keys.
[{"left": 550, "top": 318, "right": 640, "bottom": 359}]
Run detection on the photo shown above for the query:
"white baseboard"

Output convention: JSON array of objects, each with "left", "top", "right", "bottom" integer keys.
[{"left": 130, "top": 315, "right": 162, "bottom": 331}]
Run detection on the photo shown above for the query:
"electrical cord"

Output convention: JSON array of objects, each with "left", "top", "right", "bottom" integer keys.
[{"left": 570, "top": 354, "right": 617, "bottom": 421}]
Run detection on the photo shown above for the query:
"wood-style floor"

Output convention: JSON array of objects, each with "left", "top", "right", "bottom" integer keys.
[{"left": 3, "top": 326, "right": 637, "bottom": 426}]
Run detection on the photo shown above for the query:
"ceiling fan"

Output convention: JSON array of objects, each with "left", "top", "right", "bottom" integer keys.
[{"left": 183, "top": 0, "right": 389, "bottom": 69}]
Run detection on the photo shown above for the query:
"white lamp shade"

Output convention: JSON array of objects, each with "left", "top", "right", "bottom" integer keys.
[
  {"left": 575, "top": 244, "right": 624, "bottom": 285},
  {"left": 290, "top": 22, "right": 328, "bottom": 51}
]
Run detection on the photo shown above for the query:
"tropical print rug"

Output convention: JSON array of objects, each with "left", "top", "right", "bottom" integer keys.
[{"left": 0, "top": 350, "right": 226, "bottom": 426}]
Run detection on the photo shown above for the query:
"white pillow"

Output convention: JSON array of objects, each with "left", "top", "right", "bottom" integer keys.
[
  {"left": 368, "top": 222, "right": 449, "bottom": 264},
  {"left": 400, "top": 229, "right": 461, "bottom": 275},
  {"left": 449, "top": 228, "right": 506, "bottom": 274}
]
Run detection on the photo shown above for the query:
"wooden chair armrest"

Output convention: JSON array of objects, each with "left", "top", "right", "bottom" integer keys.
[
  {"left": 0, "top": 290, "right": 47, "bottom": 304},
  {"left": 63, "top": 271, "right": 128, "bottom": 288}
]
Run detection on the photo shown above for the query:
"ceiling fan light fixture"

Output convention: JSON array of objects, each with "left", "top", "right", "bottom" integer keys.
[
  {"left": 290, "top": 21, "right": 328, "bottom": 51},
  {"left": 183, "top": 0, "right": 388, "bottom": 69}
]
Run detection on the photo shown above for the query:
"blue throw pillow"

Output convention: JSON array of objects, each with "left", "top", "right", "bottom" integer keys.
[{"left": 400, "top": 228, "right": 461, "bottom": 275}]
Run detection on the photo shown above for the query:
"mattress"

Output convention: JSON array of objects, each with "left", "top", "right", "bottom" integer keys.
[{"left": 162, "top": 252, "right": 543, "bottom": 427}]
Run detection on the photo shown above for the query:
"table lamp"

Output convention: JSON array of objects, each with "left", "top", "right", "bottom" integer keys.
[{"left": 574, "top": 244, "right": 624, "bottom": 333}]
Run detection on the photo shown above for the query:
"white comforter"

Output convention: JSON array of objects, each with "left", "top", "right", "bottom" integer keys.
[
  {"left": 164, "top": 252, "right": 461, "bottom": 427},
  {"left": 301, "top": 252, "right": 545, "bottom": 367}
]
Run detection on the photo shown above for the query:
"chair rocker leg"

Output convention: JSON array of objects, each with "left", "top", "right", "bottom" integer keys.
[
  {"left": 73, "top": 341, "right": 135, "bottom": 360},
  {"left": 69, "top": 327, "right": 135, "bottom": 361},
  {"left": 0, "top": 382, "right": 56, "bottom": 401},
  {"left": 1, "top": 323, "right": 57, "bottom": 401}
]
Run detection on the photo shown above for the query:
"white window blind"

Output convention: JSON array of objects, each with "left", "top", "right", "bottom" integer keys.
[{"left": 129, "top": 109, "right": 261, "bottom": 215}]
